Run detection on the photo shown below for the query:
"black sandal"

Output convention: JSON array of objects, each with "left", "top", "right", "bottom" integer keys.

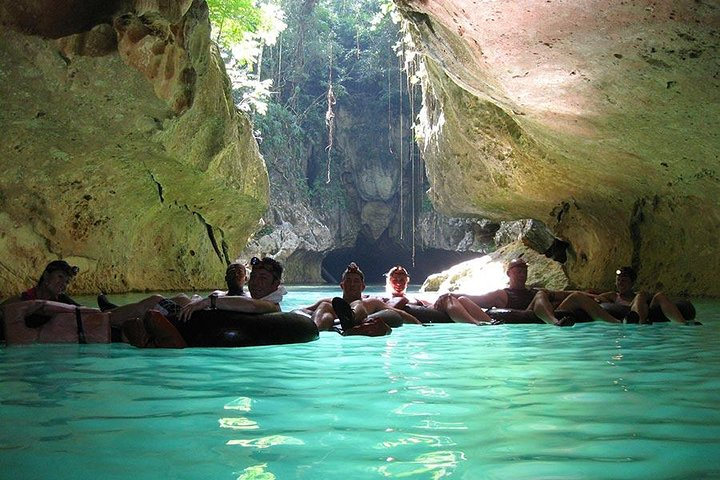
[{"left": 332, "top": 297, "right": 356, "bottom": 331}]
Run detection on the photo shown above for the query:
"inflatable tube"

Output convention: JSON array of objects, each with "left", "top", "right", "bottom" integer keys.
[
  {"left": 484, "top": 308, "right": 544, "bottom": 324},
  {"left": 2, "top": 302, "right": 111, "bottom": 345},
  {"left": 176, "top": 310, "right": 319, "bottom": 347},
  {"left": 600, "top": 300, "right": 696, "bottom": 323},
  {"left": 366, "top": 309, "right": 404, "bottom": 327},
  {"left": 651, "top": 300, "right": 696, "bottom": 323},
  {"left": 404, "top": 300, "right": 697, "bottom": 326},
  {"left": 402, "top": 305, "right": 585, "bottom": 324},
  {"left": 402, "top": 305, "right": 454, "bottom": 323}
]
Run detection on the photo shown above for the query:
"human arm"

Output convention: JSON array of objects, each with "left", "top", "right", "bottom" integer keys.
[
  {"left": 3, "top": 299, "right": 99, "bottom": 316},
  {"left": 459, "top": 289, "right": 508, "bottom": 309},
  {"left": 298, "top": 297, "right": 331, "bottom": 315},
  {"left": 594, "top": 291, "right": 616, "bottom": 303},
  {"left": 364, "top": 298, "right": 421, "bottom": 325},
  {"left": 178, "top": 294, "right": 279, "bottom": 322}
]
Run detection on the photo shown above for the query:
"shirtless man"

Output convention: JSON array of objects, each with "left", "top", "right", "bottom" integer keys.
[
  {"left": 302, "top": 262, "right": 420, "bottom": 331},
  {"left": 434, "top": 256, "right": 621, "bottom": 326},
  {"left": 595, "top": 266, "right": 688, "bottom": 324}
]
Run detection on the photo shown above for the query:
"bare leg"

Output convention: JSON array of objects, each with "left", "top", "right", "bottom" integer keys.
[
  {"left": 108, "top": 294, "right": 164, "bottom": 328},
  {"left": 350, "top": 300, "right": 370, "bottom": 325},
  {"left": 631, "top": 292, "right": 650, "bottom": 323},
  {"left": 440, "top": 296, "right": 492, "bottom": 325},
  {"left": 529, "top": 291, "right": 565, "bottom": 325},
  {"left": 558, "top": 292, "right": 621, "bottom": 324},
  {"left": 650, "top": 292, "right": 686, "bottom": 324},
  {"left": 311, "top": 301, "right": 336, "bottom": 331}
]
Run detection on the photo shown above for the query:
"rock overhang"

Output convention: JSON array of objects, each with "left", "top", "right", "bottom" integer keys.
[{"left": 397, "top": 0, "right": 720, "bottom": 295}]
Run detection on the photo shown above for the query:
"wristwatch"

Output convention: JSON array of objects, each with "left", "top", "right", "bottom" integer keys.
[{"left": 209, "top": 293, "right": 218, "bottom": 310}]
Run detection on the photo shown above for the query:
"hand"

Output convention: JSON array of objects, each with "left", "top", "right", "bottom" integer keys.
[
  {"left": 433, "top": 293, "right": 453, "bottom": 310},
  {"left": 178, "top": 297, "right": 209, "bottom": 323}
]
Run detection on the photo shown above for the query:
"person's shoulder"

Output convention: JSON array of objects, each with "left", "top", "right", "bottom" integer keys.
[
  {"left": 482, "top": 288, "right": 508, "bottom": 297},
  {"left": 363, "top": 297, "right": 391, "bottom": 310},
  {"left": 0, "top": 294, "right": 23, "bottom": 306}
]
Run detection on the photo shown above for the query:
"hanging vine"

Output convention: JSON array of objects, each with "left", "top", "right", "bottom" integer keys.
[
  {"left": 325, "top": 41, "right": 336, "bottom": 183},
  {"left": 398, "top": 51, "right": 404, "bottom": 240}
]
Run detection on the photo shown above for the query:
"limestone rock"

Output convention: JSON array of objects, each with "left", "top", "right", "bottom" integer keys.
[
  {"left": 0, "top": 1, "right": 268, "bottom": 296},
  {"left": 399, "top": 0, "right": 720, "bottom": 295},
  {"left": 421, "top": 242, "right": 569, "bottom": 295}
]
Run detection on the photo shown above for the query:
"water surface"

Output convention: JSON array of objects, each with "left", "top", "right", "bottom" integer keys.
[{"left": 2, "top": 290, "right": 719, "bottom": 479}]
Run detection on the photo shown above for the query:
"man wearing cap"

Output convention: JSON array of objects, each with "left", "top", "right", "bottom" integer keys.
[
  {"left": 119, "top": 257, "right": 288, "bottom": 348},
  {"left": 177, "top": 256, "right": 286, "bottom": 322},
  {"left": 596, "top": 266, "right": 688, "bottom": 324},
  {"left": 302, "top": 262, "right": 421, "bottom": 331},
  {"left": 434, "top": 256, "right": 621, "bottom": 326}
]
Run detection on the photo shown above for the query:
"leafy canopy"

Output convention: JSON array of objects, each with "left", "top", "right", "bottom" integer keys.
[{"left": 206, "top": 0, "right": 262, "bottom": 48}]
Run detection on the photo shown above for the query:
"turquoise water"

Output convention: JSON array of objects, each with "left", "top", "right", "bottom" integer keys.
[{"left": 2, "top": 288, "right": 720, "bottom": 479}]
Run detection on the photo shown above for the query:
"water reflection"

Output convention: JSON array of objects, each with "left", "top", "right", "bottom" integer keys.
[{"left": 377, "top": 450, "right": 465, "bottom": 478}]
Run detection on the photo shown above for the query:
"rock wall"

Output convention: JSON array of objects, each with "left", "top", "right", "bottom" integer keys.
[
  {"left": 244, "top": 98, "right": 497, "bottom": 284},
  {"left": 0, "top": 0, "right": 268, "bottom": 296},
  {"left": 398, "top": 0, "right": 720, "bottom": 295}
]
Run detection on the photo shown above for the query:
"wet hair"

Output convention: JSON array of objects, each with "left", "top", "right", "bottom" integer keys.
[
  {"left": 225, "top": 262, "right": 246, "bottom": 295},
  {"left": 249, "top": 256, "right": 283, "bottom": 281},
  {"left": 505, "top": 255, "right": 528, "bottom": 272},
  {"left": 37, "top": 260, "right": 79, "bottom": 286},
  {"left": 616, "top": 266, "right": 637, "bottom": 282},
  {"left": 341, "top": 262, "right": 365, "bottom": 281},
  {"left": 385, "top": 265, "right": 409, "bottom": 277},
  {"left": 385, "top": 265, "right": 409, "bottom": 294}
]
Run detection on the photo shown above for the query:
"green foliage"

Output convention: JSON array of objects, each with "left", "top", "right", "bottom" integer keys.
[
  {"left": 207, "top": 1, "right": 287, "bottom": 114},
  {"left": 207, "top": 0, "right": 262, "bottom": 49},
  {"left": 307, "top": 160, "right": 347, "bottom": 210},
  {"left": 248, "top": 0, "right": 427, "bottom": 234},
  {"left": 252, "top": 224, "right": 275, "bottom": 239}
]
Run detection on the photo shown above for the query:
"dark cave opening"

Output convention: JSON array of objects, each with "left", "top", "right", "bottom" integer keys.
[{"left": 320, "top": 230, "right": 483, "bottom": 286}]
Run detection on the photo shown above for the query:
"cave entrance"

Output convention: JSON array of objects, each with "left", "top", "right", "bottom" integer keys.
[{"left": 320, "top": 231, "right": 482, "bottom": 286}]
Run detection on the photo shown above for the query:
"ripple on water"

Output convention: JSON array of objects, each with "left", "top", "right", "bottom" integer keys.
[{"left": 2, "top": 310, "right": 720, "bottom": 479}]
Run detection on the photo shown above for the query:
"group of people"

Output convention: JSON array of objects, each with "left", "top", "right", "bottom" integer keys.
[
  {"left": 431, "top": 257, "right": 690, "bottom": 326},
  {"left": 0, "top": 257, "right": 286, "bottom": 346},
  {"left": 0, "top": 255, "right": 694, "bottom": 347}
]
